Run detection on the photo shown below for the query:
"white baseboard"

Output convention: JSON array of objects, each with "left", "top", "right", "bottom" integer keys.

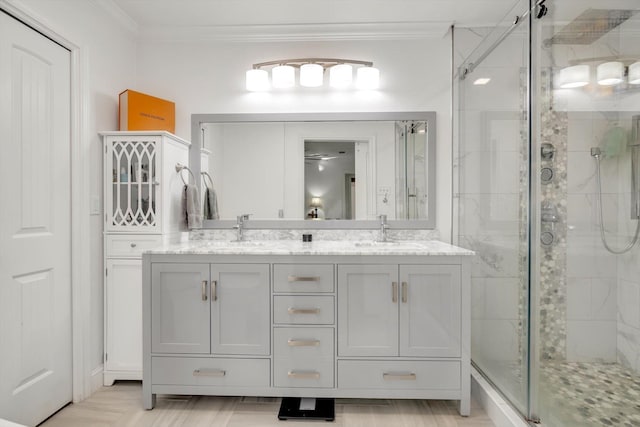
[
  {"left": 471, "top": 367, "right": 530, "bottom": 427},
  {"left": 90, "top": 365, "right": 104, "bottom": 394}
]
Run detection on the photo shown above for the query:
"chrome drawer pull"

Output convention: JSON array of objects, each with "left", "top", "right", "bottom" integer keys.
[
  {"left": 193, "top": 369, "right": 226, "bottom": 377},
  {"left": 392, "top": 282, "right": 398, "bottom": 303},
  {"left": 212, "top": 280, "right": 217, "bottom": 301},
  {"left": 383, "top": 372, "right": 416, "bottom": 381},
  {"left": 201, "top": 280, "right": 208, "bottom": 301},
  {"left": 287, "top": 339, "right": 320, "bottom": 347},
  {"left": 288, "top": 275, "right": 320, "bottom": 282},
  {"left": 401, "top": 281, "right": 408, "bottom": 303},
  {"left": 288, "top": 370, "right": 320, "bottom": 379},
  {"left": 287, "top": 307, "right": 320, "bottom": 315}
]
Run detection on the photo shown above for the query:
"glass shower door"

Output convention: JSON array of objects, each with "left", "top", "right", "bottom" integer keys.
[{"left": 455, "top": 0, "right": 531, "bottom": 415}]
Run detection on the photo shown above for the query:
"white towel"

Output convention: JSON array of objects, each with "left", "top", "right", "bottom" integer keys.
[
  {"left": 182, "top": 184, "right": 202, "bottom": 229},
  {"left": 203, "top": 187, "right": 220, "bottom": 220}
]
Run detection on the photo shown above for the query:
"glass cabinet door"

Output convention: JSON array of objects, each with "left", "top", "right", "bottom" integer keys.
[{"left": 107, "top": 138, "right": 158, "bottom": 231}]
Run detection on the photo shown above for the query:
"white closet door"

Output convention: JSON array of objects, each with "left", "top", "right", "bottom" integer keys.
[{"left": 0, "top": 11, "right": 72, "bottom": 426}]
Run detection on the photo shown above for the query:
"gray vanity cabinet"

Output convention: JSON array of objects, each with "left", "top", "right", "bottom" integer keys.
[
  {"left": 338, "top": 264, "right": 461, "bottom": 358},
  {"left": 150, "top": 263, "right": 270, "bottom": 355},
  {"left": 143, "top": 251, "right": 471, "bottom": 416}
]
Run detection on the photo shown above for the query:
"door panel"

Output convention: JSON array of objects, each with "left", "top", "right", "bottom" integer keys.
[
  {"left": 338, "top": 265, "right": 398, "bottom": 356},
  {"left": 400, "top": 265, "right": 461, "bottom": 357},
  {"left": 105, "top": 259, "right": 142, "bottom": 373},
  {"left": 151, "top": 263, "right": 210, "bottom": 354},
  {"left": 211, "top": 264, "right": 270, "bottom": 355},
  {"left": 0, "top": 11, "right": 72, "bottom": 426}
]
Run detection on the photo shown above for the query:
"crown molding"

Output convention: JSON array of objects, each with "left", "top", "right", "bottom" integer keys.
[
  {"left": 91, "top": 0, "right": 138, "bottom": 35},
  {"left": 137, "top": 22, "right": 452, "bottom": 43}
]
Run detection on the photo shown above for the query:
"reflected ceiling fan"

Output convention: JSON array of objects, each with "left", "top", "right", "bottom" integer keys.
[{"left": 304, "top": 152, "right": 337, "bottom": 161}]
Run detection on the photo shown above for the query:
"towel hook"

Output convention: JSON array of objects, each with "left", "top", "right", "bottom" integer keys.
[
  {"left": 201, "top": 171, "right": 214, "bottom": 190},
  {"left": 175, "top": 163, "right": 195, "bottom": 186}
]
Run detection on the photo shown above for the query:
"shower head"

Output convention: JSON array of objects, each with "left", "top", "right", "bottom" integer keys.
[{"left": 548, "top": 8, "right": 637, "bottom": 45}]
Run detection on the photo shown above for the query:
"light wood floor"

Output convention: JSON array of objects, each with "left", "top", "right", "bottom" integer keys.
[{"left": 39, "top": 382, "right": 496, "bottom": 427}]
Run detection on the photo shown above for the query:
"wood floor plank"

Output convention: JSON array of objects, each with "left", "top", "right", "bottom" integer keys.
[{"left": 38, "top": 383, "right": 496, "bottom": 427}]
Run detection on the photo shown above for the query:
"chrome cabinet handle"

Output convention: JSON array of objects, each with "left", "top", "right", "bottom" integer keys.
[
  {"left": 288, "top": 370, "right": 320, "bottom": 379},
  {"left": 287, "top": 339, "right": 320, "bottom": 347},
  {"left": 193, "top": 369, "right": 225, "bottom": 377},
  {"left": 212, "top": 280, "right": 217, "bottom": 301},
  {"left": 287, "top": 307, "right": 320, "bottom": 315},
  {"left": 201, "top": 280, "right": 208, "bottom": 301},
  {"left": 402, "top": 281, "right": 408, "bottom": 303},
  {"left": 383, "top": 372, "right": 416, "bottom": 381},
  {"left": 288, "top": 275, "right": 320, "bottom": 282},
  {"left": 392, "top": 282, "right": 398, "bottom": 303},
  {"left": 130, "top": 243, "right": 137, "bottom": 248}
]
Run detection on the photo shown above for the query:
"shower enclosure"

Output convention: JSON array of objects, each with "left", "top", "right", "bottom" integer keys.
[
  {"left": 396, "top": 121, "right": 429, "bottom": 219},
  {"left": 455, "top": 0, "right": 640, "bottom": 425}
]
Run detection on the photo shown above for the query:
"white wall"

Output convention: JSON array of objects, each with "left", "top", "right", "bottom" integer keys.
[
  {"left": 11, "top": 0, "right": 138, "bottom": 382},
  {"left": 134, "top": 37, "right": 453, "bottom": 239}
]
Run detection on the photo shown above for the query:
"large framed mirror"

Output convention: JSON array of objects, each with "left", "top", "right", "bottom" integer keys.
[{"left": 190, "top": 112, "right": 435, "bottom": 229}]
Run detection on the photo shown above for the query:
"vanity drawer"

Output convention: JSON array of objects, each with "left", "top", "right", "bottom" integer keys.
[
  {"left": 274, "top": 360, "right": 334, "bottom": 388},
  {"left": 106, "top": 234, "right": 163, "bottom": 258},
  {"left": 273, "top": 296, "right": 334, "bottom": 325},
  {"left": 338, "top": 360, "right": 460, "bottom": 390},
  {"left": 152, "top": 356, "right": 270, "bottom": 387},
  {"left": 273, "top": 264, "right": 334, "bottom": 293},
  {"left": 274, "top": 327, "right": 334, "bottom": 359}
]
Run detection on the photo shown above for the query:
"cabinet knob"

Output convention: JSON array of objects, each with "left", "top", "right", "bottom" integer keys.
[{"left": 130, "top": 243, "right": 137, "bottom": 248}]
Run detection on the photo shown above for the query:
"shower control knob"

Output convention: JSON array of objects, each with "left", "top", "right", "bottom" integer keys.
[{"left": 541, "top": 231, "right": 555, "bottom": 246}]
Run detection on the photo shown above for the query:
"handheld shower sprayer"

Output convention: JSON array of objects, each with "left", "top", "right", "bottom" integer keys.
[{"left": 590, "top": 117, "right": 640, "bottom": 254}]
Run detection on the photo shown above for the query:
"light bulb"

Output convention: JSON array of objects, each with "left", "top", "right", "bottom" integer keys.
[
  {"left": 272, "top": 65, "right": 295, "bottom": 88},
  {"left": 246, "top": 69, "right": 269, "bottom": 91},
  {"left": 356, "top": 66, "right": 380, "bottom": 90},
  {"left": 557, "top": 65, "right": 590, "bottom": 88},
  {"left": 300, "top": 64, "right": 324, "bottom": 87},
  {"left": 597, "top": 61, "right": 624, "bottom": 86},
  {"left": 330, "top": 64, "right": 353, "bottom": 88}
]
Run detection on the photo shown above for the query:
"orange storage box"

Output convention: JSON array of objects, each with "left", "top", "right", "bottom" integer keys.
[{"left": 119, "top": 89, "right": 175, "bottom": 133}]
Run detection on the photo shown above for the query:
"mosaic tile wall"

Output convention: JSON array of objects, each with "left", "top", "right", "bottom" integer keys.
[{"left": 538, "top": 69, "right": 568, "bottom": 361}]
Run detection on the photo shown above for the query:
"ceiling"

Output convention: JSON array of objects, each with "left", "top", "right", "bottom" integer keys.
[
  {"left": 107, "top": 0, "right": 520, "bottom": 39},
  {"left": 106, "top": 0, "right": 640, "bottom": 42}
]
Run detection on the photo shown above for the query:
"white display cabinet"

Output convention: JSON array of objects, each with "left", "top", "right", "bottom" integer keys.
[{"left": 101, "top": 131, "right": 190, "bottom": 386}]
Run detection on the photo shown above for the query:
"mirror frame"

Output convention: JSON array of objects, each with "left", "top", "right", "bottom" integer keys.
[{"left": 190, "top": 111, "right": 436, "bottom": 229}]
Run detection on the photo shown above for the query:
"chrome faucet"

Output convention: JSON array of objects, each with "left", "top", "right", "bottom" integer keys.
[
  {"left": 378, "top": 214, "right": 389, "bottom": 242},
  {"left": 233, "top": 214, "right": 251, "bottom": 241}
]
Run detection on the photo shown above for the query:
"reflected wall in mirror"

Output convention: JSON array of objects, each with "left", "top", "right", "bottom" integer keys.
[
  {"left": 304, "top": 140, "right": 356, "bottom": 220},
  {"left": 190, "top": 112, "right": 436, "bottom": 228}
]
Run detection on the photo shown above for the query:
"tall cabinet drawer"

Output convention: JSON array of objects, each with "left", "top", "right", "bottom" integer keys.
[
  {"left": 273, "top": 264, "right": 334, "bottom": 293},
  {"left": 106, "top": 234, "right": 163, "bottom": 257}
]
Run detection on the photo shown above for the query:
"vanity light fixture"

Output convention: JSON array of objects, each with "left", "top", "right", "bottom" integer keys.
[
  {"left": 246, "top": 58, "right": 379, "bottom": 91},
  {"left": 597, "top": 61, "right": 624, "bottom": 86},
  {"left": 629, "top": 62, "right": 640, "bottom": 85},
  {"left": 558, "top": 64, "right": 590, "bottom": 88}
]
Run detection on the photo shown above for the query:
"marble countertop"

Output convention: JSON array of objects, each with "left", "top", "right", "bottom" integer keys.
[{"left": 144, "top": 239, "right": 474, "bottom": 256}]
